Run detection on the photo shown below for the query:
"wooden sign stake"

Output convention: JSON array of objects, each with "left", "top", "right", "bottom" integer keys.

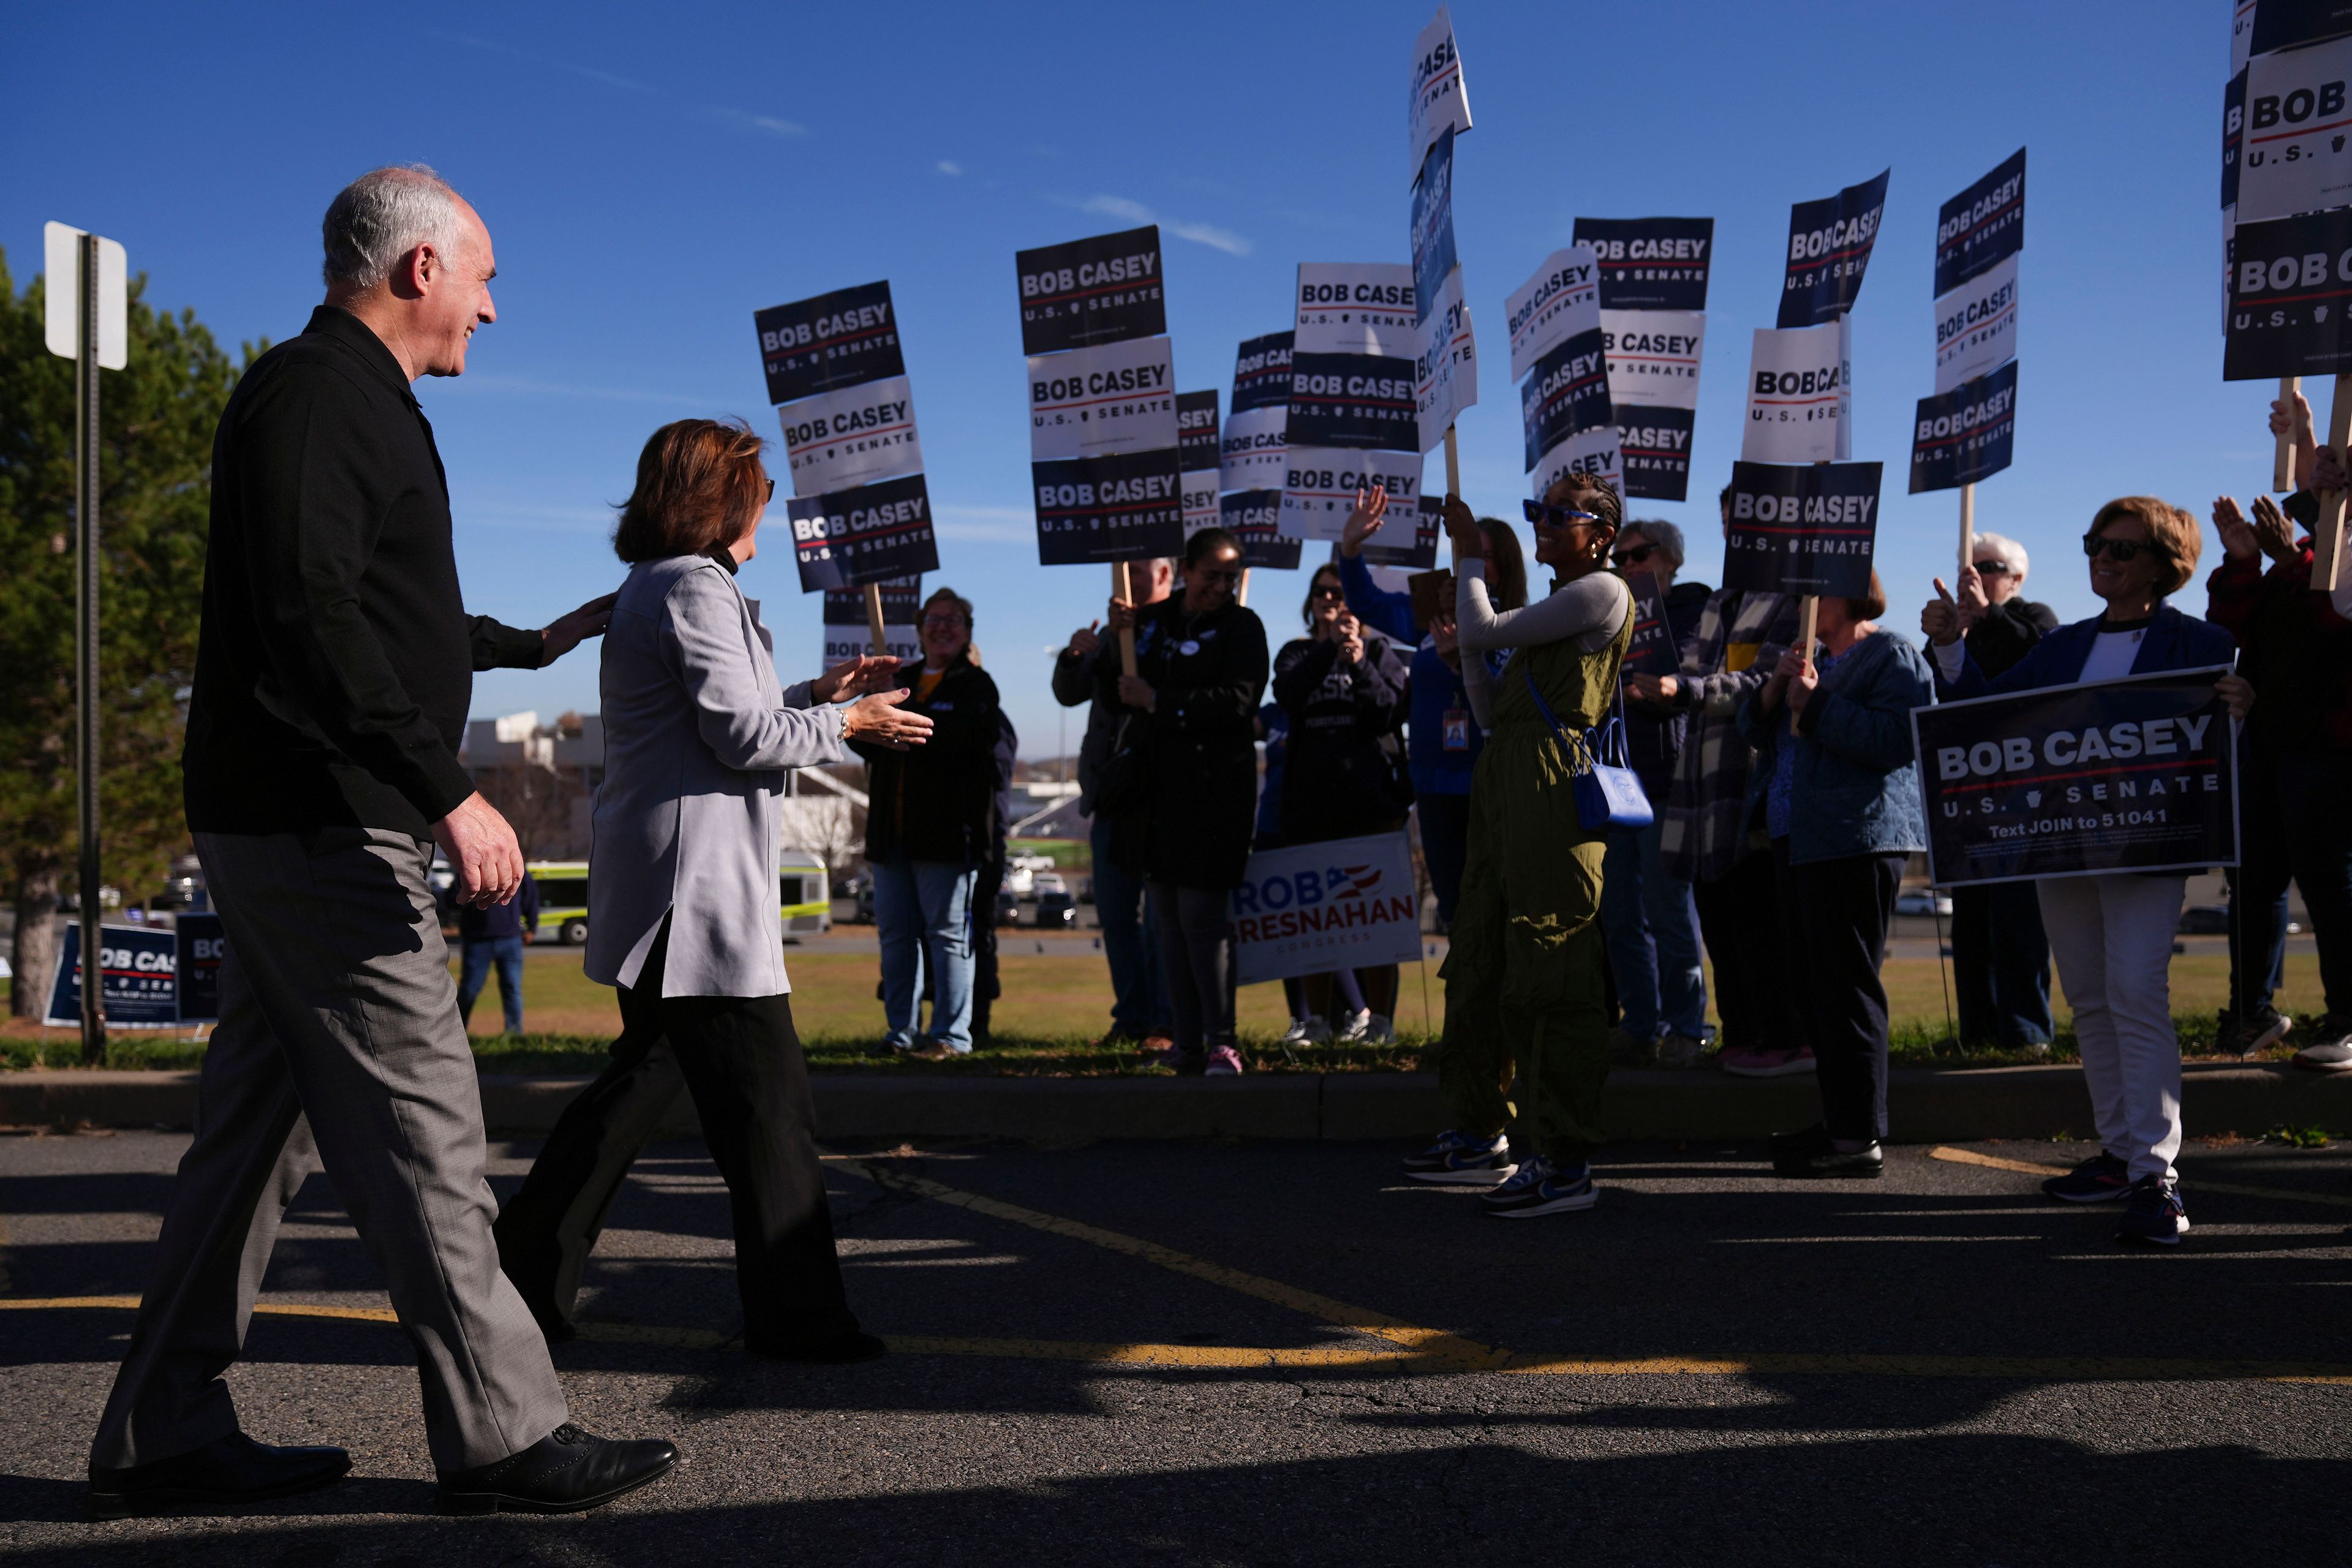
[
  {"left": 2316, "top": 372, "right": 2352, "bottom": 594},
  {"left": 1958, "top": 482, "right": 1976, "bottom": 576},
  {"left": 1442, "top": 424, "right": 1462, "bottom": 499},
  {"left": 863, "top": 581, "right": 888, "bottom": 657},
  {"left": 1236, "top": 568, "right": 1251, "bottom": 608},
  {"left": 2275, "top": 374, "right": 2303, "bottom": 493},
  {"left": 1113, "top": 560, "right": 1138, "bottom": 677}
]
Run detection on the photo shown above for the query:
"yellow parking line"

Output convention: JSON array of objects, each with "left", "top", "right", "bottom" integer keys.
[
  {"left": 1930, "top": 1145, "right": 2352, "bottom": 1210},
  {"left": 831, "top": 1158, "right": 1503, "bottom": 1368}
]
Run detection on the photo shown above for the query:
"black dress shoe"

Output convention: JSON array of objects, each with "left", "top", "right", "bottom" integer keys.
[
  {"left": 438, "top": 1422, "right": 677, "bottom": 1516},
  {"left": 747, "top": 1329, "right": 889, "bottom": 1365},
  {"left": 87, "top": 1430, "right": 351, "bottom": 1520},
  {"left": 1779, "top": 1141, "right": 1885, "bottom": 1179}
]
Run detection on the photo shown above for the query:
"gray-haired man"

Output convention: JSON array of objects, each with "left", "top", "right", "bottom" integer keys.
[{"left": 86, "top": 165, "right": 677, "bottom": 1519}]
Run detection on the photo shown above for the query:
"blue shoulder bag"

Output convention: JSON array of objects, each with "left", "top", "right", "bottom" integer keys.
[{"left": 1522, "top": 666, "right": 1653, "bottom": 831}]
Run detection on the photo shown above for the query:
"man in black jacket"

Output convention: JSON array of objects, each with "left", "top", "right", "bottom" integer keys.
[
  {"left": 86, "top": 165, "right": 676, "bottom": 1520},
  {"left": 1936, "top": 530, "right": 2059, "bottom": 1052}
]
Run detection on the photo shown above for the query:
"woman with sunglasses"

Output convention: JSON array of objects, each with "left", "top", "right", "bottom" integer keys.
[
  {"left": 1923, "top": 498, "right": 2253, "bottom": 1245},
  {"left": 1108, "top": 529, "right": 1270, "bottom": 1075},
  {"left": 1401, "top": 474, "right": 1633, "bottom": 1218},
  {"left": 1271, "top": 561, "right": 1414, "bottom": 1042}
]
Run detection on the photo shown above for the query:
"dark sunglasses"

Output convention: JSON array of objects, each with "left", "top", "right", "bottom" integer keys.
[
  {"left": 764, "top": 477, "right": 777, "bottom": 501},
  {"left": 1309, "top": 582, "right": 1346, "bottom": 599},
  {"left": 1610, "top": 545, "right": 1655, "bottom": 567},
  {"left": 1524, "top": 500, "right": 1602, "bottom": 529},
  {"left": 1971, "top": 559, "right": 2011, "bottom": 576},
  {"left": 2082, "top": 534, "right": 2149, "bottom": 563}
]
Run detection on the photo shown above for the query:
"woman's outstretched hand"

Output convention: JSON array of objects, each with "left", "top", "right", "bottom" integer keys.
[
  {"left": 811, "top": 654, "right": 902, "bottom": 704},
  {"left": 842, "top": 690, "right": 932, "bottom": 750},
  {"left": 1340, "top": 487, "right": 1389, "bottom": 559}
]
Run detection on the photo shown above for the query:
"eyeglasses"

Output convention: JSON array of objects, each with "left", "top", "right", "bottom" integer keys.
[
  {"left": 1523, "top": 500, "right": 1602, "bottom": 529},
  {"left": 764, "top": 477, "right": 776, "bottom": 501},
  {"left": 2082, "top": 534, "right": 2149, "bottom": 564},
  {"left": 1196, "top": 566, "right": 1243, "bottom": 584},
  {"left": 1309, "top": 582, "right": 1346, "bottom": 599},
  {"left": 920, "top": 614, "right": 967, "bottom": 630},
  {"left": 1971, "top": 560, "right": 2011, "bottom": 576},
  {"left": 1610, "top": 545, "right": 1655, "bottom": 567}
]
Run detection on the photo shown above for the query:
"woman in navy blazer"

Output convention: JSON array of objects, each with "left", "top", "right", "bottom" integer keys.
[{"left": 1922, "top": 496, "right": 2253, "bottom": 1247}]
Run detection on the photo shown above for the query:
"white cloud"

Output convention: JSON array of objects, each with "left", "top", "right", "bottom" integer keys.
[
  {"left": 1080, "top": 194, "right": 1156, "bottom": 224},
  {"left": 710, "top": 107, "right": 809, "bottom": 138},
  {"left": 1069, "top": 194, "right": 1252, "bottom": 255},
  {"left": 937, "top": 160, "right": 964, "bottom": 176},
  {"left": 1164, "top": 220, "right": 1253, "bottom": 257}
]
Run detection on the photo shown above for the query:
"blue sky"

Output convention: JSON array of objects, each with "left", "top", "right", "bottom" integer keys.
[{"left": 8, "top": 1, "right": 2244, "bottom": 756}]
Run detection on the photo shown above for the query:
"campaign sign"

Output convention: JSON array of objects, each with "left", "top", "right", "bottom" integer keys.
[
  {"left": 1934, "top": 149, "right": 2026, "bottom": 297},
  {"left": 1280, "top": 448, "right": 1424, "bottom": 543},
  {"left": 1601, "top": 309, "right": 1705, "bottom": 410},
  {"left": 1032, "top": 448, "right": 1185, "bottom": 566},
  {"left": 1027, "top": 337, "right": 1177, "bottom": 461},
  {"left": 1285, "top": 352, "right": 1419, "bottom": 451},
  {"left": 173, "top": 913, "right": 225, "bottom": 1023},
  {"left": 2239, "top": 32, "right": 2352, "bottom": 221},
  {"left": 2222, "top": 206, "right": 2352, "bottom": 377},
  {"left": 788, "top": 472, "right": 940, "bottom": 592},
  {"left": 1178, "top": 390, "right": 1221, "bottom": 472},
  {"left": 1914, "top": 668, "right": 2240, "bottom": 886},
  {"left": 44, "top": 922, "right": 180, "bottom": 1029},
  {"left": 1219, "top": 404, "right": 1289, "bottom": 490},
  {"left": 1722, "top": 461, "right": 1882, "bottom": 599},
  {"left": 1505, "top": 246, "right": 1602, "bottom": 382},
  {"left": 1778, "top": 168, "right": 1891, "bottom": 328},
  {"left": 1231, "top": 331, "right": 1295, "bottom": 413},
  {"left": 1520, "top": 328, "right": 1612, "bottom": 472},
  {"left": 1742, "top": 323, "right": 1846, "bottom": 464},
  {"left": 1910, "top": 361, "right": 2018, "bottom": 494},
  {"left": 1410, "top": 127, "right": 1458, "bottom": 329},
  {"left": 1617, "top": 406, "right": 1697, "bottom": 502},
  {"left": 2252, "top": 0, "right": 2352, "bottom": 59},
  {"left": 1932, "top": 254, "right": 2019, "bottom": 394},
  {"left": 1182, "top": 465, "right": 1221, "bottom": 535},
  {"left": 1414, "top": 271, "right": 1479, "bottom": 453},
  {"left": 1406, "top": 6, "right": 1472, "bottom": 185},
  {"left": 2236, "top": 0, "right": 2256, "bottom": 75},
  {"left": 1531, "top": 425, "right": 1624, "bottom": 500},
  {"left": 822, "top": 577, "right": 921, "bottom": 667},
  {"left": 1571, "top": 216, "right": 1716, "bottom": 312},
  {"left": 1623, "top": 570, "right": 1678, "bottom": 676},
  {"left": 1295, "top": 263, "right": 1419, "bottom": 356},
  {"left": 1234, "top": 831, "right": 1422, "bottom": 984},
  {"left": 1015, "top": 226, "right": 1166, "bottom": 356},
  {"left": 755, "top": 281, "right": 904, "bottom": 407},
  {"left": 777, "top": 375, "right": 922, "bottom": 496},
  {"left": 1219, "top": 489, "right": 1304, "bottom": 571},
  {"left": 1360, "top": 494, "right": 1442, "bottom": 570},
  {"left": 2225, "top": 68, "right": 2247, "bottom": 209}
]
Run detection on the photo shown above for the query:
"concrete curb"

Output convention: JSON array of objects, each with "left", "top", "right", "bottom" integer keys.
[{"left": 5, "top": 1061, "right": 2349, "bottom": 1143}]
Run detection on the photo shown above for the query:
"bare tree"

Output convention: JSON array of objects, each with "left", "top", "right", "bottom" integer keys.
[{"left": 473, "top": 763, "right": 586, "bottom": 861}]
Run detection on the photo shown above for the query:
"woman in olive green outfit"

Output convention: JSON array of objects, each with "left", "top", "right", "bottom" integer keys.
[{"left": 1400, "top": 473, "right": 1632, "bottom": 1217}]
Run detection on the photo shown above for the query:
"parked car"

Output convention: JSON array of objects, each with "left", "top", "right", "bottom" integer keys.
[
  {"left": 1033, "top": 871, "right": 1068, "bottom": 898},
  {"left": 1035, "top": 891, "right": 1077, "bottom": 929},
  {"left": 1894, "top": 889, "right": 1953, "bottom": 918},
  {"left": 2179, "top": 905, "right": 2231, "bottom": 935},
  {"left": 996, "top": 888, "right": 1020, "bottom": 926}
]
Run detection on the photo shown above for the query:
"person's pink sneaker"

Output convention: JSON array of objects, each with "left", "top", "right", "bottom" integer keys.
[
  {"left": 1204, "top": 1045, "right": 1245, "bottom": 1076},
  {"left": 1719, "top": 1044, "right": 1815, "bottom": 1079}
]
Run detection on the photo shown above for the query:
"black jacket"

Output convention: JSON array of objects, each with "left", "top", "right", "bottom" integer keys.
[
  {"left": 1051, "top": 634, "right": 1134, "bottom": 817},
  {"left": 1964, "top": 596, "right": 2059, "bottom": 680},
  {"left": 852, "top": 654, "right": 1004, "bottom": 865},
  {"left": 1623, "top": 578, "right": 1713, "bottom": 801},
  {"left": 183, "top": 306, "right": 545, "bottom": 839},
  {"left": 1133, "top": 597, "right": 1269, "bottom": 889},
  {"left": 1272, "top": 630, "right": 1412, "bottom": 842}
]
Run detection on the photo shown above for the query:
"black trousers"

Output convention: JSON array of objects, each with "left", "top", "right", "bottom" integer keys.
[
  {"left": 1692, "top": 847, "right": 1793, "bottom": 1054},
  {"left": 1772, "top": 840, "right": 1904, "bottom": 1142},
  {"left": 494, "top": 920, "right": 857, "bottom": 1349},
  {"left": 1950, "top": 880, "right": 2054, "bottom": 1047}
]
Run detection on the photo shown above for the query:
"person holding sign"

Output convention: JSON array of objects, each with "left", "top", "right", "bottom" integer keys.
[
  {"left": 856, "top": 589, "right": 1005, "bottom": 1058},
  {"left": 1743, "top": 573, "right": 1932, "bottom": 1181},
  {"left": 1402, "top": 475, "right": 1632, "bottom": 1216},
  {"left": 1923, "top": 498, "right": 2250, "bottom": 1243},
  {"left": 502, "top": 418, "right": 920, "bottom": 1363},
  {"left": 1337, "top": 488, "right": 1531, "bottom": 930},
  {"left": 1109, "top": 529, "right": 1270, "bottom": 1076}
]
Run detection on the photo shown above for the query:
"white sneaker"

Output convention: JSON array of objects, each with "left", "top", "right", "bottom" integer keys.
[
  {"left": 1337, "top": 1009, "right": 1373, "bottom": 1042},
  {"left": 1279, "top": 1016, "right": 1332, "bottom": 1046},
  {"left": 1357, "top": 1013, "right": 1396, "bottom": 1045}
]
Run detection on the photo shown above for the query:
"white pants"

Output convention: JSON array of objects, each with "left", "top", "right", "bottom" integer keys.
[{"left": 2035, "top": 873, "right": 2187, "bottom": 1182}]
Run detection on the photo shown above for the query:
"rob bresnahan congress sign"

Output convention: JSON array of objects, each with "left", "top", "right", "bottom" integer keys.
[{"left": 1233, "top": 832, "right": 1422, "bottom": 986}]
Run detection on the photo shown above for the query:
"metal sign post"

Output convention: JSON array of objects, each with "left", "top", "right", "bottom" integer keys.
[{"left": 45, "top": 222, "right": 127, "bottom": 1063}]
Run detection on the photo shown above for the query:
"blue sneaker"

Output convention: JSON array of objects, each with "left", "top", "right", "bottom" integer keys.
[
  {"left": 1479, "top": 1155, "right": 1599, "bottom": 1218},
  {"left": 2116, "top": 1174, "right": 2189, "bottom": 1246},
  {"left": 1401, "top": 1130, "right": 1515, "bottom": 1185},
  {"left": 2041, "top": 1152, "right": 2132, "bottom": 1204}
]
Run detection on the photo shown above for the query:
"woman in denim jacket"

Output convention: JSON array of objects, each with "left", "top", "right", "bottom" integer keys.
[
  {"left": 1922, "top": 496, "right": 2253, "bottom": 1246},
  {"left": 1737, "top": 571, "right": 1931, "bottom": 1180}
]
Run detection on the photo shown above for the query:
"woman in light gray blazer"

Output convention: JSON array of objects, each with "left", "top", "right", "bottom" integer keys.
[{"left": 497, "top": 419, "right": 927, "bottom": 1362}]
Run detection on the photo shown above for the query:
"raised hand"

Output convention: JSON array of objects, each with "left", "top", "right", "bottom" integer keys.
[
  {"left": 1923, "top": 578, "right": 1963, "bottom": 646},
  {"left": 1340, "top": 486, "right": 1390, "bottom": 559},
  {"left": 2214, "top": 496, "right": 2258, "bottom": 563},
  {"left": 1069, "top": 620, "right": 1102, "bottom": 659},
  {"left": 2251, "top": 494, "right": 2300, "bottom": 565},
  {"left": 1106, "top": 598, "right": 1136, "bottom": 633},
  {"left": 810, "top": 654, "right": 902, "bottom": 703}
]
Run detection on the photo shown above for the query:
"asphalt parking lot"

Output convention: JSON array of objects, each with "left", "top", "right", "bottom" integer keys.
[{"left": 2, "top": 1128, "right": 2348, "bottom": 1564}]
